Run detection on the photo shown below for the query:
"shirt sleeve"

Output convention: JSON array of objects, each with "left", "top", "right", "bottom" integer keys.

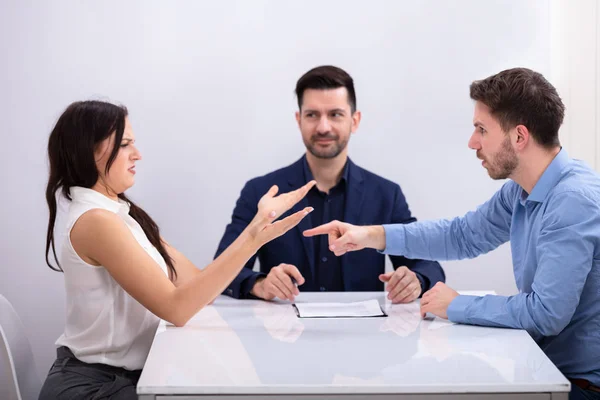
[
  {"left": 381, "top": 181, "right": 516, "bottom": 261},
  {"left": 447, "top": 191, "right": 600, "bottom": 339}
]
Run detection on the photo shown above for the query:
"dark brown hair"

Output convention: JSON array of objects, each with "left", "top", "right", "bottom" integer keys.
[
  {"left": 295, "top": 65, "right": 357, "bottom": 113},
  {"left": 45, "top": 101, "right": 176, "bottom": 279},
  {"left": 470, "top": 67, "right": 565, "bottom": 148}
]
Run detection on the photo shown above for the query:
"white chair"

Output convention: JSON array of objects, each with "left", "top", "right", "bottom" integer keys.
[{"left": 0, "top": 294, "right": 42, "bottom": 400}]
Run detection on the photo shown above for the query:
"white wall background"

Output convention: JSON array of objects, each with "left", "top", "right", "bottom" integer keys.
[
  {"left": 550, "top": 0, "right": 599, "bottom": 167},
  {"left": 0, "top": 0, "right": 597, "bottom": 382}
]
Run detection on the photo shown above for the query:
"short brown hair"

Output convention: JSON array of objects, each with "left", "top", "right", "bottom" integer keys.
[
  {"left": 295, "top": 65, "right": 356, "bottom": 113},
  {"left": 470, "top": 68, "right": 565, "bottom": 148}
]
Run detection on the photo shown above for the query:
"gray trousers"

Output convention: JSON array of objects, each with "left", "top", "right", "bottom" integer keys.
[{"left": 38, "top": 346, "right": 142, "bottom": 400}]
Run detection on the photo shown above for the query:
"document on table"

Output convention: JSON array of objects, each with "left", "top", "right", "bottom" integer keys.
[{"left": 292, "top": 299, "right": 387, "bottom": 318}]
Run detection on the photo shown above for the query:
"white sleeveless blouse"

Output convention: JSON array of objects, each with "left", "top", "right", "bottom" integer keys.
[{"left": 55, "top": 186, "right": 168, "bottom": 370}]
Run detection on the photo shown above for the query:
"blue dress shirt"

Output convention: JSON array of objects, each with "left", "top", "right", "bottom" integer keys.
[{"left": 381, "top": 149, "right": 600, "bottom": 385}]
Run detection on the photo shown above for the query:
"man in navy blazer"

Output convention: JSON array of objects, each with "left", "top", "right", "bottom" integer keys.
[{"left": 215, "top": 65, "right": 445, "bottom": 302}]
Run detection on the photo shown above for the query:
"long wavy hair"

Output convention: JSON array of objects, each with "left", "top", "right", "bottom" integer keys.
[{"left": 45, "top": 100, "right": 176, "bottom": 279}]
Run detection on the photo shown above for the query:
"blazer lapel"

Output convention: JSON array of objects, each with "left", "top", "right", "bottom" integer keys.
[
  {"left": 287, "top": 157, "right": 316, "bottom": 280},
  {"left": 343, "top": 159, "right": 365, "bottom": 226},
  {"left": 341, "top": 159, "right": 365, "bottom": 288}
]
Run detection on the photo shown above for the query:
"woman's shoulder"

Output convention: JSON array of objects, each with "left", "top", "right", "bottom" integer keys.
[{"left": 71, "top": 207, "right": 124, "bottom": 238}]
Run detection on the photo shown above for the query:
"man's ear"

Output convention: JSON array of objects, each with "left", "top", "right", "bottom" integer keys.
[
  {"left": 351, "top": 110, "right": 362, "bottom": 133},
  {"left": 514, "top": 124, "right": 530, "bottom": 149}
]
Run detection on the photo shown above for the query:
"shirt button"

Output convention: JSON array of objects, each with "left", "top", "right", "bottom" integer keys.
[
  {"left": 320, "top": 286, "right": 326, "bottom": 292},
  {"left": 321, "top": 256, "right": 328, "bottom": 262}
]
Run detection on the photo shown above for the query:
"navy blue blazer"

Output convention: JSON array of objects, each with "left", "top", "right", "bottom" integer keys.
[{"left": 215, "top": 156, "right": 445, "bottom": 298}]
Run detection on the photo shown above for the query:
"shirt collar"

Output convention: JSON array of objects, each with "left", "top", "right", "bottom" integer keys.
[
  {"left": 69, "top": 186, "right": 130, "bottom": 215},
  {"left": 523, "top": 148, "right": 570, "bottom": 203},
  {"left": 302, "top": 155, "right": 350, "bottom": 186}
]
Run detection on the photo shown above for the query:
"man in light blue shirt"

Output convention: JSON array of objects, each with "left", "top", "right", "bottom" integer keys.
[{"left": 304, "top": 67, "right": 600, "bottom": 400}]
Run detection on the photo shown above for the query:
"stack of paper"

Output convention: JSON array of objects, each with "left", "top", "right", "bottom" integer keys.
[{"left": 292, "top": 299, "right": 387, "bottom": 318}]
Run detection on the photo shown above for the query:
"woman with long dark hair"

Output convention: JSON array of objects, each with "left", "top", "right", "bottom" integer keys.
[{"left": 39, "top": 100, "right": 315, "bottom": 399}]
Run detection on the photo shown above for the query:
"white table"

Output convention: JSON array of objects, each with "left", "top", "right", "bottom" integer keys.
[{"left": 137, "top": 292, "right": 570, "bottom": 399}]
